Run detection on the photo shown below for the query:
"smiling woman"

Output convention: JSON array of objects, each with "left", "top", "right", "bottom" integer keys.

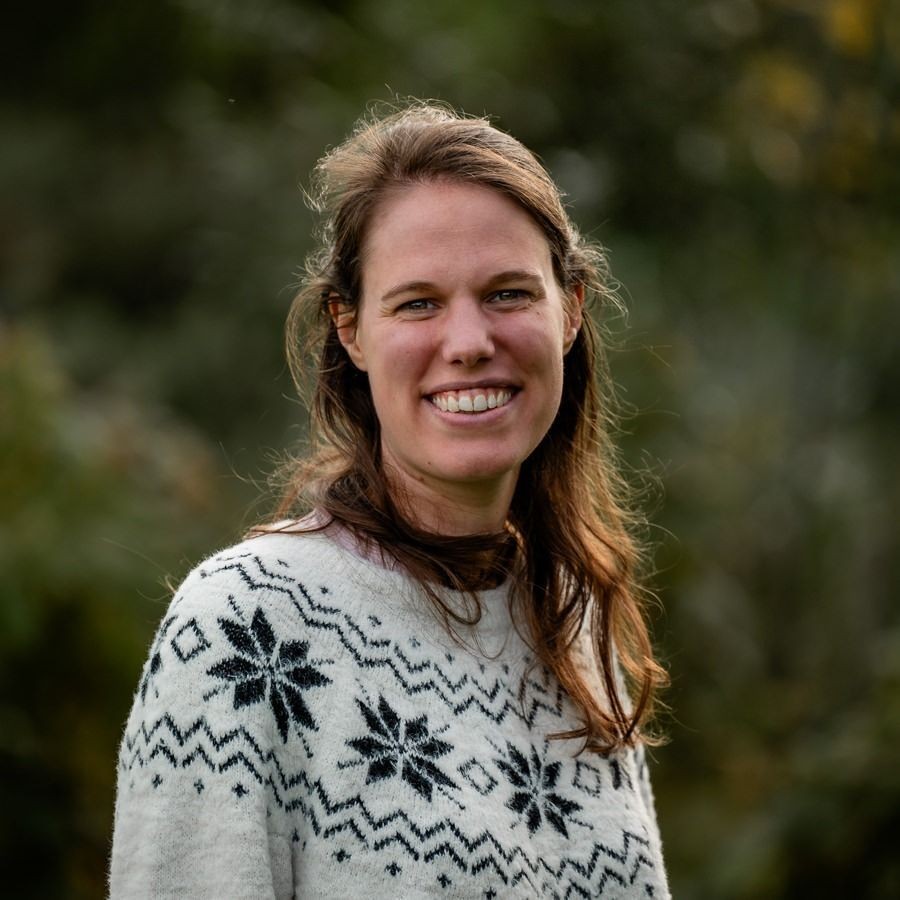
[
  {"left": 109, "top": 102, "right": 670, "bottom": 899},
  {"left": 336, "top": 180, "right": 580, "bottom": 532}
]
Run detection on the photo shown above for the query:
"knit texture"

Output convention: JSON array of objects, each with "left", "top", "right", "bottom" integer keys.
[{"left": 110, "top": 527, "right": 669, "bottom": 899}]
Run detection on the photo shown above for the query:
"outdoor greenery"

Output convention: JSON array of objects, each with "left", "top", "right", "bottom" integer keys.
[{"left": 3, "top": 0, "right": 898, "bottom": 896}]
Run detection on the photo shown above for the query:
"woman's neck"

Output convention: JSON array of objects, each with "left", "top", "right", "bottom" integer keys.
[{"left": 387, "top": 469, "right": 515, "bottom": 536}]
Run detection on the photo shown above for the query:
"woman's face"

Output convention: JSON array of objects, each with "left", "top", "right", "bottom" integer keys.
[{"left": 337, "top": 180, "right": 581, "bottom": 526}]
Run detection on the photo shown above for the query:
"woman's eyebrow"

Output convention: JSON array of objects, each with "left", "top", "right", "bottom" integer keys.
[
  {"left": 380, "top": 280, "right": 438, "bottom": 303},
  {"left": 483, "top": 269, "right": 544, "bottom": 289}
]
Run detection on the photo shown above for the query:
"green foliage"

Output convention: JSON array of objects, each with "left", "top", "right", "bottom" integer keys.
[
  {"left": 2, "top": 0, "right": 898, "bottom": 896},
  {"left": 0, "top": 328, "right": 235, "bottom": 896}
]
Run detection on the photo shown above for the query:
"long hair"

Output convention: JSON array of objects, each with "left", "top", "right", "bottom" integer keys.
[{"left": 267, "top": 101, "right": 667, "bottom": 753}]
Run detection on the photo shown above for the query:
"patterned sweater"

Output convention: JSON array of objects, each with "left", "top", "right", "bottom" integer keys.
[{"left": 110, "top": 527, "right": 669, "bottom": 899}]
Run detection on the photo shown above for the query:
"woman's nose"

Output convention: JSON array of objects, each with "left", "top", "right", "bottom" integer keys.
[{"left": 440, "top": 299, "right": 495, "bottom": 367}]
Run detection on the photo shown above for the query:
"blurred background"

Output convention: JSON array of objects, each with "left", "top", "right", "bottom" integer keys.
[{"left": 2, "top": 0, "right": 898, "bottom": 896}]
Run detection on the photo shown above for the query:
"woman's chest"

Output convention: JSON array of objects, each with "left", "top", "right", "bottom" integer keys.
[{"left": 272, "top": 637, "right": 667, "bottom": 898}]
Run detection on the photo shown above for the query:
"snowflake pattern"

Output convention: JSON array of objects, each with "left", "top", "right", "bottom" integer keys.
[
  {"left": 207, "top": 606, "right": 330, "bottom": 742},
  {"left": 118, "top": 548, "right": 669, "bottom": 897},
  {"left": 495, "top": 742, "right": 583, "bottom": 837},
  {"left": 345, "top": 694, "right": 458, "bottom": 801}
]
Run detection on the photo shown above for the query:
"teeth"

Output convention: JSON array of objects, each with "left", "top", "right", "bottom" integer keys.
[{"left": 430, "top": 388, "right": 513, "bottom": 414}]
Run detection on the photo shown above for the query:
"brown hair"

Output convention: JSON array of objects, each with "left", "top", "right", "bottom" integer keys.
[{"left": 268, "top": 101, "right": 667, "bottom": 753}]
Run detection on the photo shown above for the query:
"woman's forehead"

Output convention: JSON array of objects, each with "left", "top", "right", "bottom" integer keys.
[{"left": 361, "top": 181, "right": 555, "bottom": 289}]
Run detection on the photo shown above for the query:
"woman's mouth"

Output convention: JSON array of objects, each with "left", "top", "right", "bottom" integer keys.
[{"left": 428, "top": 387, "right": 515, "bottom": 414}]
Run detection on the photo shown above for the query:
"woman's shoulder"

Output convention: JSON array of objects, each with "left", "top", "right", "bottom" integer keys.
[
  {"left": 170, "top": 520, "right": 354, "bottom": 612},
  {"left": 112, "top": 525, "right": 346, "bottom": 895},
  {"left": 200, "top": 517, "right": 343, "bottom": 571},
  {"left": 159, "top": 518, "right": 418, "bottom": 663},
  {"left": 121, "top": 524, "right": 350, "bottom": 765}
]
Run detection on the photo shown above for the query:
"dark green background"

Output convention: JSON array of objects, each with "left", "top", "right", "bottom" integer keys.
[{"left": 3, "top": 0, "right": 899, "bottom": 896}]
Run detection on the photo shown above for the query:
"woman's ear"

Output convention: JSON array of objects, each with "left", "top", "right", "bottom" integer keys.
[
  {"left": 563, "top": 284, "right": 584, "bottom": 354},
  {"left": 328, "top": 299, "right": 368, "bottom": 371}
]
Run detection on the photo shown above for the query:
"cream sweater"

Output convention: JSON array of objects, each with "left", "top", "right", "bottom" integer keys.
[{"left": 110, "top": 527, "right": 669, "bottom": 898}]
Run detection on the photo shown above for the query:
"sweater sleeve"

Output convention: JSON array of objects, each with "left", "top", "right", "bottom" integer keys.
[
  {"left": 633, "top": 742, "right": 667, "bottom": 870},
  {"left": 109, "top": 560, "right": 295, "bottom": 900}
]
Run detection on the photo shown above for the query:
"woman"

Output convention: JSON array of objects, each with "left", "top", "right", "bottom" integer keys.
[{"left": 110, "top": 103, "right": 669, "bottom": 898}]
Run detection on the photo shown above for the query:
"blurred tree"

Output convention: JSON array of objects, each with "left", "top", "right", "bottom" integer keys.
[{"left": 0, "top": 326, "right": 236, "bottom": 896}]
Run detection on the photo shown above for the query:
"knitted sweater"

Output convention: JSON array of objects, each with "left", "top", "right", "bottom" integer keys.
[{"left": 110, "top": 527, "right": 669, "bottom": 899}]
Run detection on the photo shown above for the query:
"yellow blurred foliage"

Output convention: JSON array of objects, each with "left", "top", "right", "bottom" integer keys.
[
  {"left": 739, "top": 53, "right": 825, "bottom": 132},
  {"left": 823, "top": 0, "right": 880, "bottom": 57}
]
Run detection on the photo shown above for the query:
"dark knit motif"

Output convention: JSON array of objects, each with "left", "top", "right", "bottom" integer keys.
[
  {"left": 207, "top": 606, "right": 331, "bottom": 742},
  {"left": 494, "top": 741, "right": 583, "bottom": 838},
  {"left": 343, "top": 694, "right": 458, "bottom": 801},
  {"left": 114, "top": 534, "right": 669, "bottom": 898}
]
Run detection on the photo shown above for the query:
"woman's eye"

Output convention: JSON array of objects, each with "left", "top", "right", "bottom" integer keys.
[
  {"left": 492, "top": 289, "right": 529, "bottom": 303},
  {"left": 398, "top": 298, "right": 434, "bottom": 312}
]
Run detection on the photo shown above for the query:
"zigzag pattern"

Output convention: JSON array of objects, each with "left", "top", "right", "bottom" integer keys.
[
  {"left": 196, "top": 552, "right": 571, "bottom": 730},
  {"left": 117, "top": 540, "right": 668, "bottom": 897},
  {"left": 121, "top": 710, "right": 658, "bottom": 897}
]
